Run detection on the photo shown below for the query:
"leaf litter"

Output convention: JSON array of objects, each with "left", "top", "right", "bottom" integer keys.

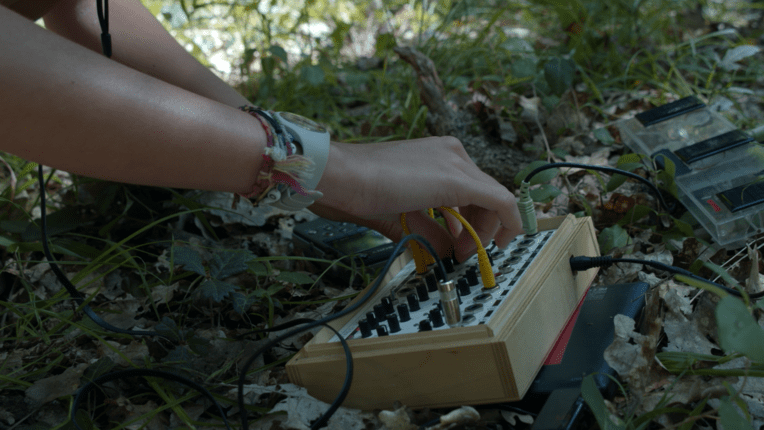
[{"left": 4, "top": 18, "right": 764, "bottom": 430}]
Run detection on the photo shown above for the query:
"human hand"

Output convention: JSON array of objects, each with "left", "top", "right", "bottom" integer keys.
[{"left": 312, "top": 137, "right": 523, "bottom": 263}]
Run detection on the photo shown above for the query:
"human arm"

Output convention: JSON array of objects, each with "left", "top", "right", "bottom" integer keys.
[
  {"left": 9, "top": 2, "right": 523, "bottom": 260},
  {"left": 0, "top": 4, "right": 262, "bottom": 194},
  {"left": 42, "top": 0, "right": 248, "bottom": 108}
]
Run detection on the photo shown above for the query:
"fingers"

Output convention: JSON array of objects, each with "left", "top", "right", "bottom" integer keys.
[
  {"left": 440, "top": 207, "right": 463, "bottom": 238},
  {"left": 404, "top": 210, "right": 456, "bottom": 259}
]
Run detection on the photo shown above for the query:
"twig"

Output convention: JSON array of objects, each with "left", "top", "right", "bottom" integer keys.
[{"left": 531, "top": 84, "right": 555, "bottom": 163}]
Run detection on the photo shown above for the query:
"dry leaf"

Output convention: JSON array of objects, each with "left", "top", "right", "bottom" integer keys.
[
  {"left": 25, "top": 363, "right": 87, "bottom": 407},
  {"left": 235, "top": 383, "right": 372, "bottom": 430},
  {"left": 151, "top": 282, "right": 179, "bottom": 305},
  {"left": 747, "top": 244, "right": 764, "bottom": 294},
  {"left": 604, "top": 315, "right": 653, "bottom": 389},
  {"left": 426, "top": 406, "right": 480, "bottom": 429},
  {"left": 500, "top": 410, "right": 534, "bottom": 425},
  {"left": 379, "top": 405, "right": 417, "bottom": 430}
]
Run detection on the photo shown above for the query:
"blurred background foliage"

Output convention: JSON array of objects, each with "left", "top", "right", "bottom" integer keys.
[{"left": 141, "top": 0, "right": 764, "bottom": 141}]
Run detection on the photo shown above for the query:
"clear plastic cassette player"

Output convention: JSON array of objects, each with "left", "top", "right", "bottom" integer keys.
[{"left": 616, "top": 96, "right": 764, "bottom": 248}]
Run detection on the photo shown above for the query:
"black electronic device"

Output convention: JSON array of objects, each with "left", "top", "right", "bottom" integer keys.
[
  {"left": 505, "top": 281, "right": 650, "bottom": 429},
  {"left": 293, "top": 217, "right": 404, "bottom": 270}
]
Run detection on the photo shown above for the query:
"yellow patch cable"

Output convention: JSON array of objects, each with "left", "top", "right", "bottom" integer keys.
[{"left": 438, "top": 206, "right": 496, "bottom": 289}]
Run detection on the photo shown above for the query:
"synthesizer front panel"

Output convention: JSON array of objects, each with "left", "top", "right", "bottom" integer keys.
[{"left": 286, "top": 215, "right": 600, "bottom": 410}]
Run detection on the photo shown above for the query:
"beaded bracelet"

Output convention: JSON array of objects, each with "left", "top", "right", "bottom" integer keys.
[{"left": 238, "top": 105, "right": 315, "bottom": 206}]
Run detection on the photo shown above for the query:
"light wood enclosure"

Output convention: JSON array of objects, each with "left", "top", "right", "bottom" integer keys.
[{"left": 286, "top": 215, "right": 600, "bottom": 410}]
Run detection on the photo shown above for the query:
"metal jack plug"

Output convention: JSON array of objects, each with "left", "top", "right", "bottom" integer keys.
[{"left": 437, "top": 279, "right": 461, "bottom": 327}]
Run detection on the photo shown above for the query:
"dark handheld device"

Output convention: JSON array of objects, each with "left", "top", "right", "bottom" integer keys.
[
  {"left": 293, "top": 218, "right": 404, "bottom": 270},
  {"left": 507, "top": 282, "right": 650, "bottom": 430}
]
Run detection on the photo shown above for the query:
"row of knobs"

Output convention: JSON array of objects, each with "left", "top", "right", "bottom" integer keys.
[
  {"left": 357, "top": 249, "right": 508, "bottom": 338},
  {"left": 358, "top": 299, "right": 446, "bottom": 337}
]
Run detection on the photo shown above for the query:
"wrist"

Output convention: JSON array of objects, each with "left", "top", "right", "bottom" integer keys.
[{"left": 312, "top": 141, "right": 357, "bottom": 213}]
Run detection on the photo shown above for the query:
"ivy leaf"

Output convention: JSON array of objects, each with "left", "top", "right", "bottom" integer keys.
[
  {"left": 716, "top": 296, "right": 764, "bottom": 362},
  {"left": 593, "top": 128, "right": 615, "bottom": 145},
  {"left": 530, "top": 184, "right": 562, "bottom": 203},
  {"left": 276, "top": 271, "right": 315, "bottom": 285},
  {"left": 616, "top": 205, "right": 654, "bottom": 226},
  {"left": 187, "top": 334, "right": 212, "bottom": 356},
  {"left": 248, "top": 261, "right": 270, "bottom": 277},
  {"left": 719, "top": 398, "right": 754, "bottom": 429},
  {"left": 511, "top": 57, "right": 537, "bottom": 79},
  {"left": 200, "top": 279, "right": 238, "bottom": 302},
  {"left": 515, "top": 160, "right": 559, "bottom": 186},
  {"left": 162, "top": 346, "right": 194, "bottom": 369},
  {"left": 544, "top": 57, "right": 575, "bottom": 96},
  {"left": 598, "top": 225, "right": 630, "bottom": 254},
  {"left": 269, "top": 45, "right": 288, "bottom": 63},
  {"left": 209, "top": 250, "right": 252, "bottom": 280},
  {"left": 155, "top": 316, "right": 181, "bottom": 342},
  {"left": 231, "top": 292, "right": 256, "bottom": 314},
  {"left": 172, "top": 246, "right": 206, "bottom": 276},
  {"left": 82, "top": 357, "right": 115, "bottom": 383}
]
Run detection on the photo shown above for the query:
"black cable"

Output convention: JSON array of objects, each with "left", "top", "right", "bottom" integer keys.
[
  {"left": 53, "top": 3, "right": 447, "bottom": 428},
  {"left": 568, "top": 255, "right": 760, "bottom": 299},
  {"left": 73, "top": 368, "right": 233, "bottom": 430},
  {"left": 238, "top": 233, "right": 447, "bottom": 430},
  {"left": 96, "top": 0, "right": 112, "bottom": 58},
  {"left": 524, "top": 162, "right": 675, "bottom": 213},
  {"left": 39, "top": 166, "right": 171, "bottom": 340}
]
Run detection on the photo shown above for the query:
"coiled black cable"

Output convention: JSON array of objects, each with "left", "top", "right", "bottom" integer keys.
[
  {"left": 39, "top": 166, "right": 171, "bottom": 340},
  {"left": 37, "top": 3, "right": 454, "bottom": 429},
  {"left": 237, "top": 233, "right": 448, "bottom": 429},
  {"left": 41, "top": 159, "right": 443, "bottom": 428},
  {"left": 524, "top": 162, "right": 676, "bottom": 213}
]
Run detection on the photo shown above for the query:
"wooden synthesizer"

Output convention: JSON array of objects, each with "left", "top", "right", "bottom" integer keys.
[{"left": 286, "top": 214, "right": 600, "bottom": 410}]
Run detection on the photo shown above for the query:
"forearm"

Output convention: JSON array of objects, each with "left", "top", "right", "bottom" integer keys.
[
  {"left": 43, "top": 0, "right": 249, "bottom": 108},
  {"left": 1, "top": 5, "right": 263, "bottom": 194}
]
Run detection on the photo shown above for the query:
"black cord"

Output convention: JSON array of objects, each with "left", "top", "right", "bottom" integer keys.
[
  {"left": 238, "top": 233, "right": 447, "bottom": 429},
  {"left": 38, "top": 166, "right": 171, "bottom": 340},
  {"left": 568, "top": 255, "right": 760, "bottom": 299},
  {"left": 53, "top": 4, "right": 451, "bottom": 429},
  {"left": 96, "top": 0, "right": 112, "bottom": 58},
  {"left": 524, "top": 162, "right": 675, "bottom": 213}
]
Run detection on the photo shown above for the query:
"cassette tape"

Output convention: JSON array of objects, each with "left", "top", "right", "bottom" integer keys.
[{"left": 616, "top": 96, "right": 764, "bottom": 248}]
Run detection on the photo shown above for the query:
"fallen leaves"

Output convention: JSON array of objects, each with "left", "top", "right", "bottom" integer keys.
[{"left": 24, "top": 363, "right": 87, "bottom": 407}]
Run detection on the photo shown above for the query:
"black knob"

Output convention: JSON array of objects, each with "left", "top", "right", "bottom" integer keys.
[
  {"left": 488, "top": 253, "right": 494, "bottom": 266},
  {"left": 444, "top": 256, "right": 455, "bottom": 273},
  {"left": 387, "top": 314, "right": 401, "bottom": 333},
  {"left": 416, "top": 282, "right": 429, "bottom": 302},
  {"left": 429, "top": 309, "right": 444, "bottom": 327},
  {"left": 381, "top": 297, "right": 394, "bottom": 314},
  {"left": 419, "top": 320, "right": 432, "bottom": 331},
  {"left": 376, "top": 325, "right": 389, "bottom": 336},
  {"left": 407, "top": 293, "right": 420, "bottom": 311},
  {"left": 458, "top": 278, "right": 471, "bottom": 296},
  {"left": 425, "top": 273, "right": 438, "bottom": 292},
  {"left": 366, "top": 311, "right": 378, "bottom": 328},
  {"left": 397, "top": 304, "right": 411, "bottom": 322},
  {"left": 466, "top": 268, "right": 479, "bottom": 286},
  {"left": 359, "top": 319, "right": 372, "bottom": 338},
  {"left": 374, "top": 304, "right": 387, "bottom": 322}
]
